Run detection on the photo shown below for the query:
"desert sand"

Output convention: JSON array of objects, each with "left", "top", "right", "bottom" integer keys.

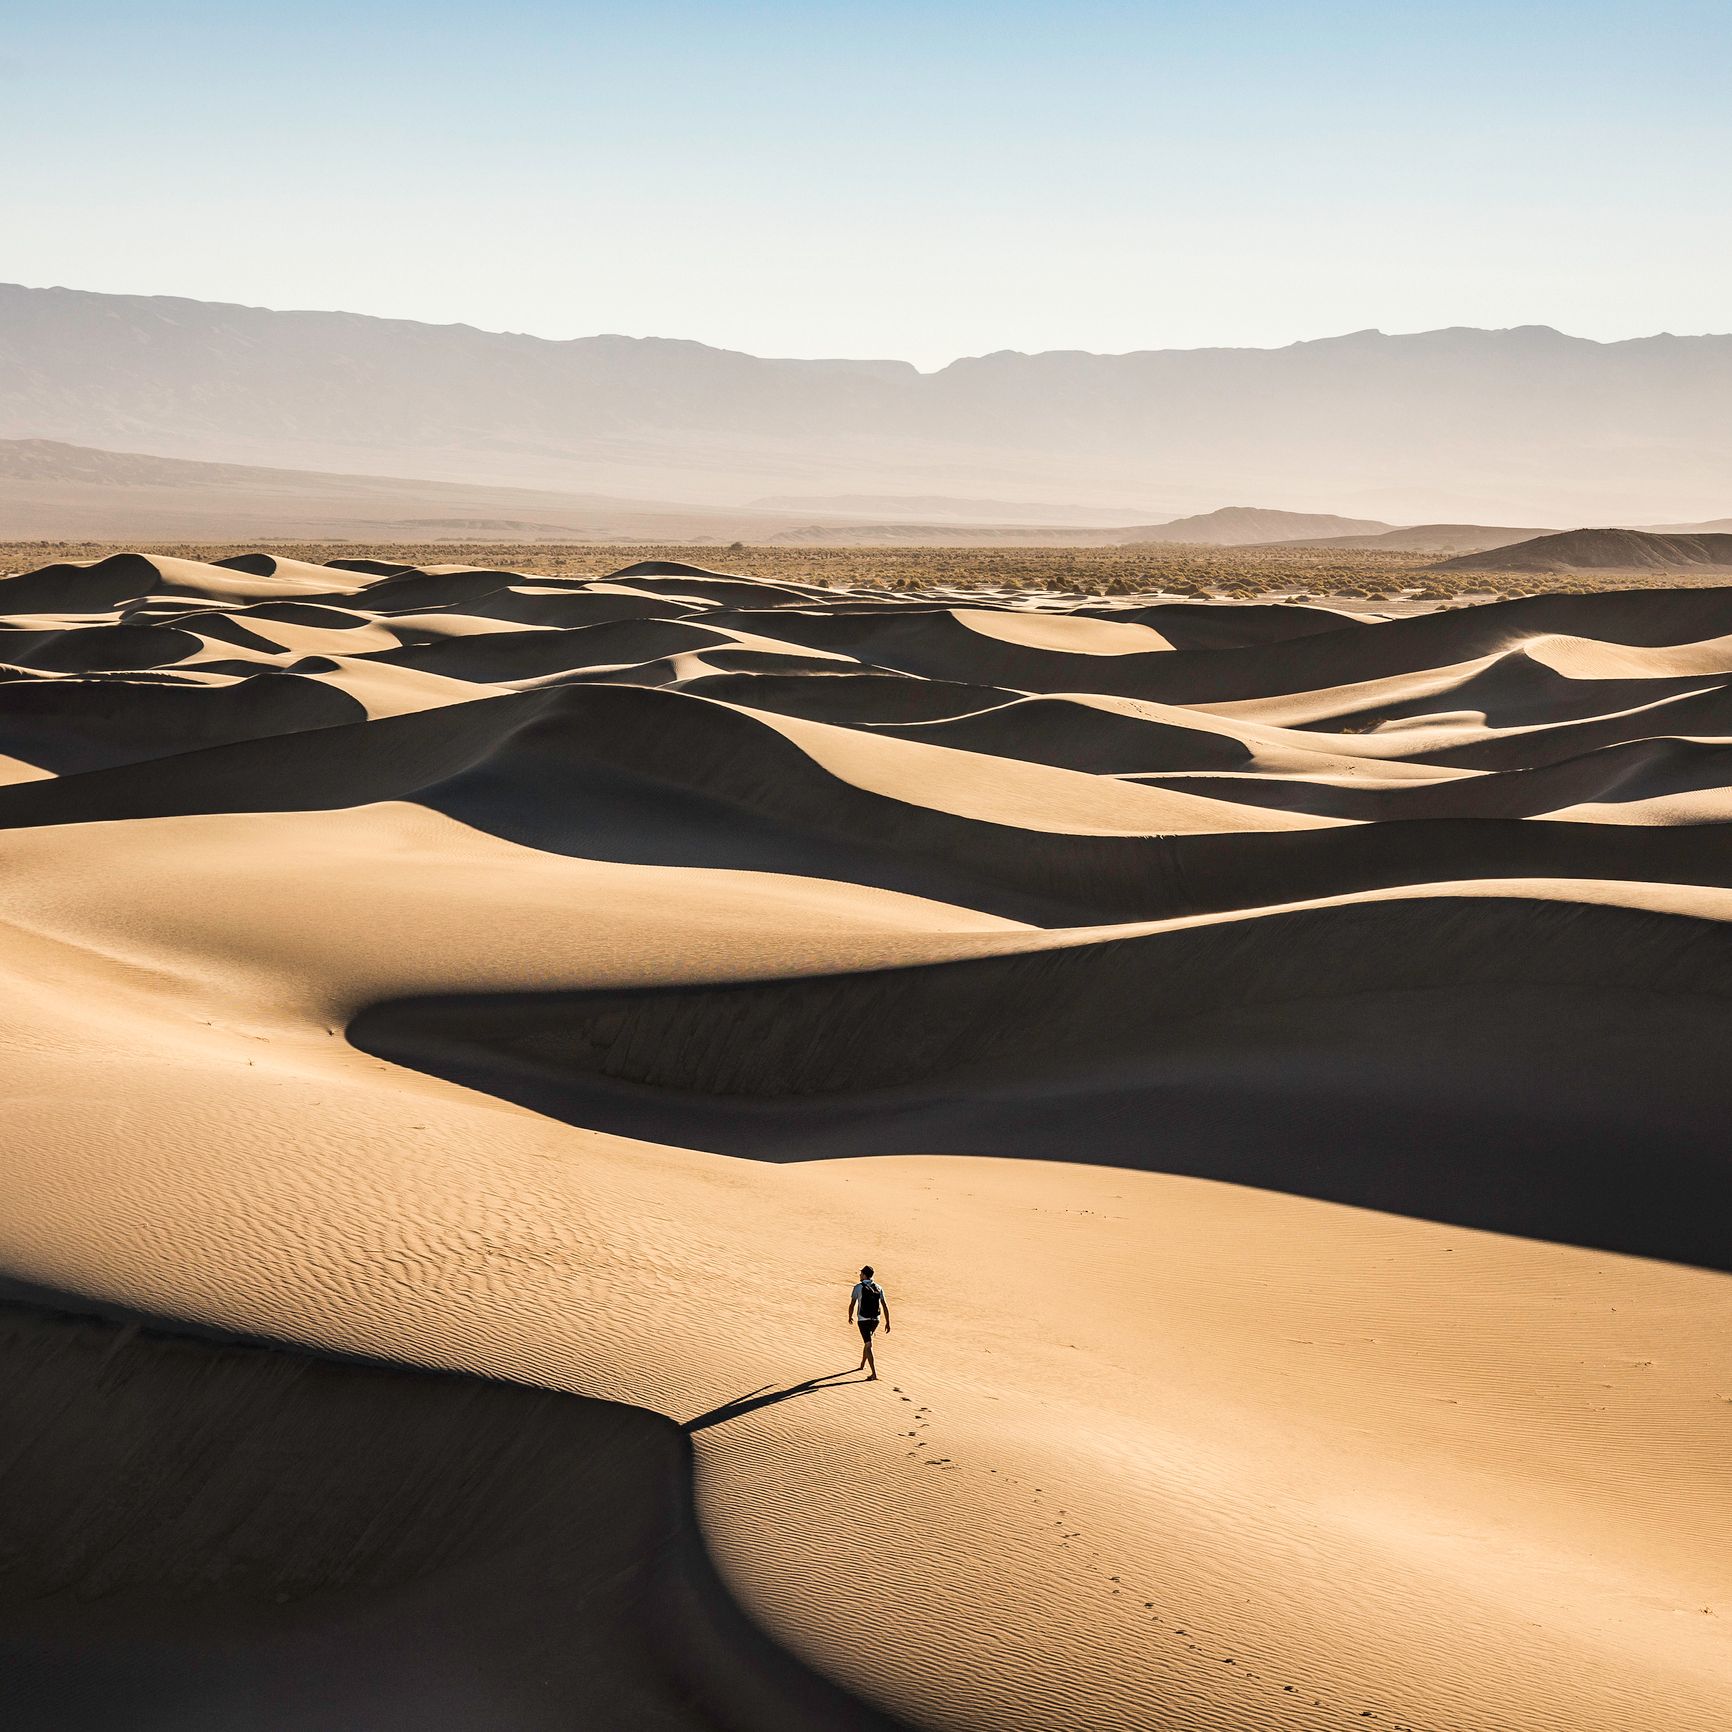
[{"left": 1, "top": 549, "right": 1729, "bottom": 1731}]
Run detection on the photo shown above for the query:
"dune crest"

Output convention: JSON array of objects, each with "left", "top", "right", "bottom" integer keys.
[{"left": 1, "top": 551, "right": 1729, "bottom": 1730}]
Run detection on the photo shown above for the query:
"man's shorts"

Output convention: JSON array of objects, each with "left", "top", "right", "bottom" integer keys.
[{"left": 858, "top": 1317, "right": 879, "bottom": 1338}]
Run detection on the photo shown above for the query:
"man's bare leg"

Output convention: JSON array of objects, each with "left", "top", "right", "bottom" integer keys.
[{"left": 863, "top": 1334, "right": 878, "bottom": 1380}]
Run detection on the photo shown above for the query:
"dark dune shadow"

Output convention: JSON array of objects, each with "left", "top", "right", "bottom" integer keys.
[
  {"left": 862, "top": 693, "right": 1255, "bottom": 773},
  {"left": 0, "top": 1278, "right": 910, "bottom": 1732},
  {"left": 350, "top": 895, "right": 1732, "bottom": 1273},
  {"left": 361, "top": 615, "right": 726, "bottom": 681},
  {"left": 0, "top": 622, "right": 205, "bottom": 674},
  {"left": 1300, "top": 656, "right": 1727, "bottom": 733},
  {"left": 417, "top": 586, "right": 715, "bottom": 628},
  {"left": 579, "top": 647, "right": 884, "bottom": 687},
  {"left": 674, "top": 666, "right": 1018, "bottom": 724},
  {"left": 1137, "top": 737, "right": 1732, "bottom": 821},
  {"left": 709, "top": 585, "right": 1732, "bottom": 705},
  {"left": 1409, "top": 678, "right": 1732, "bottom": 771},
  {"left": 0, "top": 668, "right": 369, "bottom": 775},
  {"left": 1096, "top": 599, "right": 1357, "bottom": 649},
  {"left": 601, "top": 561, "right": 833, "bottom": 605}
]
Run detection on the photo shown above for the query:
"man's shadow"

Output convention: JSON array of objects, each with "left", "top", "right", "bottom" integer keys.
[{"left": 684, "top": 1367, "right": 865, "bottom": 1433}]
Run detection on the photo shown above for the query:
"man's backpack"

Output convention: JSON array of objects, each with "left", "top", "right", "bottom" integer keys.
[{"left": 857, "top": 1281, "right": 882, "bottom": 1319}]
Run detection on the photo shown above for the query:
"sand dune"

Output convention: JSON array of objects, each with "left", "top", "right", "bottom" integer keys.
[
  {"left": 0, "top": 1282, "right": 904, "bottom": 1732},
  {"left": 1, "top": 550, "right": 1729, "bottom": 1730}
]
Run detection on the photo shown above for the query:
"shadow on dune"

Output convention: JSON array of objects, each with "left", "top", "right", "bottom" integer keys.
[
  {"left": 1141, "top": 736, "right": 1732, "bottom": 820},
  {"left": 712, "top": 585, "right": 1732, "bottom": 705},
  {"left": 1307, "top": 654, "right": 1727, "bottom": 733},
  {"left": 0, "top": 669, "right": 368, "bottom": 775},
  {"left": 352, "top": 896, "right": 1732, "bottom": 1273},
  {"left": 854, "top": 692, "right": 1256, "bottom": 773},
  {"left": 684, "top": 1369, "right": 867, "bottom": 1433},
  {"left": 0, "top": 1279, "right": 909, "bottom": 1732},
  {"left": 7, "top": 678, "right": 1732, "bottom": 925},
  {"left": 11, "top": 556, "right": 1732, "bottom": 1277},
  {"left": 1407, "top": 678, "right": 1732, "bottom": 771}
]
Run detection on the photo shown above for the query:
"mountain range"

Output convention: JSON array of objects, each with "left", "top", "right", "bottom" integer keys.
[{"left": 3, "top": 284, "right": 1729, "bottom": 525}]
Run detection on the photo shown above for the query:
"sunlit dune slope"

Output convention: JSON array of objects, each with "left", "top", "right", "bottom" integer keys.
[{"left": 0, "top": 550, "right": 1728, "bottom": 1732}]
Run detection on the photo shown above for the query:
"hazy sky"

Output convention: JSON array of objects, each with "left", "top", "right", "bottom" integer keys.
[{"left": 6, "top": 1, "right": 1729, "bottom": 369}]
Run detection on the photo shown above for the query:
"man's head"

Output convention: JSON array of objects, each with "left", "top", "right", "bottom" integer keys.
[{"left": 860, "top": 1265, "right": 874, "bottom": 1280}]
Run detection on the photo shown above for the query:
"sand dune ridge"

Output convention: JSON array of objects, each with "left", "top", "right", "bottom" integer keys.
[{"left": 2, "top": 551, "right": 1729, "bottom": 1731}]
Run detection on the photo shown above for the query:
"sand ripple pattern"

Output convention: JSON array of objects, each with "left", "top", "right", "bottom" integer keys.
[{"left": 1, "top": 551, "right": 1730, "bottom": 1731}]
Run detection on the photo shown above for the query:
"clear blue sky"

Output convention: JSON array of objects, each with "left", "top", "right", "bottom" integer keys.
[{"left": 6, "top": 1, "right": 1728, "bottom": 368}]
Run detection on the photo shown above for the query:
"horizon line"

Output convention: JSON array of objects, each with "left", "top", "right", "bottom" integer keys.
[{"left": 9, "top": 279, "right": 1730, "bottom": 375}]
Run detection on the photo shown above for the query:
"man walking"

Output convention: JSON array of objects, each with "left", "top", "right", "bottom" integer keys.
[{"left": 848, "top": 1265, "right": 891, "bottom": 1380}]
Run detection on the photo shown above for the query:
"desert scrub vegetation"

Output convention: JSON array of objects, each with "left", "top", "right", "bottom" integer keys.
[{"left": 2, "top": 541, "right": 1723, "bottom": 603}]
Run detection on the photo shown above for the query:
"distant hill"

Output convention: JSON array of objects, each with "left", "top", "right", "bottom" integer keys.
[
  {"left": 1279, "top": 523, "right": 1545, "bottom": 554},
  {"left": 765, "top": 521, "right": 1118, "bottom": 546},
  {"left": 0, "top": 438, "right": 810, "bottom": 542},
  {"left": 0, "top": 438, "right": 1257, "bottom": 546},
  {"left": 1435, "top": 528, "right": 1732, "bottom": 574},
  {"left": 749, "top": 493, "right": 1155, "bottom": 526},
  {"left": 0, "top": 439, "right": 1411, "bottom": 549},
  {"left": 4, "top": 435, "right": 1727, "bottom": 564},
  {"left": 6, "top": 285, "right": 1732, "bottom": 522},
  {"left": 765, "top": 503, "right": 1396, "bottom": 545},
  {"left": 1121, "top": 507, "right": 1392, "bottom": 546}
]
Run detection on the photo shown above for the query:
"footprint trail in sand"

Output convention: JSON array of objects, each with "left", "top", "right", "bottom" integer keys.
[{"left": 0, "top": 550, "right": 1728, "bottom": 1730}]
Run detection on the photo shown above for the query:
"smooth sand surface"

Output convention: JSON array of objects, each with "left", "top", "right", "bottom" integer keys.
[{"left": 0, "top": 551, "right": 1729, "bottom": 1730}]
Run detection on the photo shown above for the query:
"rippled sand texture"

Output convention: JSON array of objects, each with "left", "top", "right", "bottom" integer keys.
[{"left": 1, "top": 550, "right": 1729, "bottom": 1731}]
